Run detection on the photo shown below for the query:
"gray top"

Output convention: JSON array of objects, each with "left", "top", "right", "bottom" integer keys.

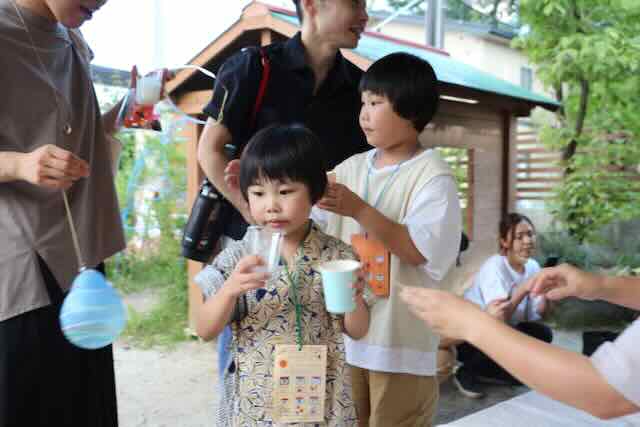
[{"left": 0, "top": 0, "right": 125, "bottom": 321}]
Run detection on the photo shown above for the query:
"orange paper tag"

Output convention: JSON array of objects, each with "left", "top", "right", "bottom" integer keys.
[{"left": 351, "top": 233, "right": 390, "bottom": 297}]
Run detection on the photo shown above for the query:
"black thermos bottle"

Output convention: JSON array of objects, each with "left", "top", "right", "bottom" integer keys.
[{"left": 181, "top": 179, "right": 230, "bottom": 262}]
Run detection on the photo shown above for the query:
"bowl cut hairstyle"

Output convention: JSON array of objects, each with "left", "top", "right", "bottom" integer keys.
[
  {"left": 359, "top": 52, "right": 440, "bottom": 132},
  {"left": 240, "top": 124, "right": 328, "bottom": 204}
]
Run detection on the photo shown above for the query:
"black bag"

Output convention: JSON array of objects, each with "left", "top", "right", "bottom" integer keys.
[
  {"left": 456, "top": 231, "right": 469, "bottom": 267},
  {"left": 181, "top": 47, "right": 271, "bottom": 262},
  {"left": 582, "top": 331, "right": 619, "bottom": 356},
  {"left": 181, "top": 179, "right": 232, "bottom": 262}
]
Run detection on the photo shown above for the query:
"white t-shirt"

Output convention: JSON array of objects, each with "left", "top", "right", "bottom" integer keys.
[
  {"left": 591, "top": 319, "right": 640, "bottom": 407},
  {"left": 312, "top": 174, "right": 459, "bottom": 281},
  {"left": 312, "top": 149, "right": 462, "bottom": 375},
  {"left": 464, "top": 255, "right": 543, "bottom": 325}
]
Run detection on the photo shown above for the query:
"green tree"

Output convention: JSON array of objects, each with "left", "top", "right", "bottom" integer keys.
[{"left": 515, "top": 0, "right": 640, "bottom": 242}]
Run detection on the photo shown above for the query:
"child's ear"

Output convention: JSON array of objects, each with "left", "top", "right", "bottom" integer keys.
[{"left": 498, "top": 237, "right": 511, "bottom": 255}]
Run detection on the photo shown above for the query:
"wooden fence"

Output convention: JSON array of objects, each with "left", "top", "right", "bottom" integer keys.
[
  {"left": 516, "top": 122, "right": 640, "bottom": 203},
  {"left": 516, "top": 127, "right": 563, "bottom": 202}
]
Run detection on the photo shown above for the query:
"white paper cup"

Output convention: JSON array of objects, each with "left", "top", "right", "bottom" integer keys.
[
  {"left": 317, "top": 260, "right": 360, "bottom": 314},
  {"left": 135, "top": 72, "right": 163, "bottom": 105}
]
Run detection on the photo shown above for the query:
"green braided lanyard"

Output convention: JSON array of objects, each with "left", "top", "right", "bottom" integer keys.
[{"left": 283, "top": 262, "right": 304, "bottom": 351}]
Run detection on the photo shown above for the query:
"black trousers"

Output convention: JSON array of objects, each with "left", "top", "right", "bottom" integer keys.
[
  {"left": 0, "top": 258, "right": 118, "bottom": 427},
  {"left": 457, "top": 321, "right": 553, "bottom": 385}
]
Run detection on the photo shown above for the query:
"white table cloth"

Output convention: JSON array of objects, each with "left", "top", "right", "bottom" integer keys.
[{"left": 440, "top": 391, "right": 640, "bottom": 427}]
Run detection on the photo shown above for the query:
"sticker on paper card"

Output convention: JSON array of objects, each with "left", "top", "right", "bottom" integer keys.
[
  {"left": 351, "top": 233, "right": 390, "bottom": 297},
  {"left": 272, "top": 345, "right": 327, "bottom": 423}
]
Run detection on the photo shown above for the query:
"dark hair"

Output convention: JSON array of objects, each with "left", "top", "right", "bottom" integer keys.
[
  {"left": 498, "top": 213, "right": 535, "bottom": 253},
  {"left": 359, "top": 52, "right": 439, "bottom": 132},
  {"left": 240, "top": 124, "right": 328, "bottom": 204},
  {"left": 292, "top": 0, "right": 303, "bottom": 23}
]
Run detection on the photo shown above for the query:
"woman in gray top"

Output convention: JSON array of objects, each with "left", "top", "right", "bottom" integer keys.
[{"left": 0, "top": 0, "right": 125, "bottom": 425}]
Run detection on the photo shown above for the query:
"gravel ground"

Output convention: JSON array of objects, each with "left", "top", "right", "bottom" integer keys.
[
  {"left": 115, "top": 338, "right": 216, "bottom": 427},
  {"left": 115, "top": 293, "right": 581, "bottom": 426}
]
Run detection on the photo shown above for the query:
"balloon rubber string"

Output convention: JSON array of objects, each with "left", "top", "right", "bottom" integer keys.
[
  {"left": 163, "top": 65, "right": 228, "bottom": 125},
  {"left": 10, "top": 1, "right": 87, "bottom": 272},
  {"left": 62, "top": 190, "right": 86, "bottom": 271}
]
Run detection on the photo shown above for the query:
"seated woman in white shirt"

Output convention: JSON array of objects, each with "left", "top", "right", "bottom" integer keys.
[
  {"left": 455, "top": 213, "right": 552, "bottom": 398},
  {"left": 400, "top": 264, "right": 640, "bottom": 419}
]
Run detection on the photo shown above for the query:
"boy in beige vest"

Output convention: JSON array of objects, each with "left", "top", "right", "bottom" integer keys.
[{"left": 314, "top": 52, "right": 462, "bottom": 426}]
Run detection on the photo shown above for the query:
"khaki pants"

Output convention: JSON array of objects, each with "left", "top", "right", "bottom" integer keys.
[{"left": 350, "top": 365, "right": 439, "bottom": 427}]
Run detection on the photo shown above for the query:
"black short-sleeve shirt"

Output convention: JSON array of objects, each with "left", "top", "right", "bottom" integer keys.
[{"left": 203, "top": 32, "right": 369, "bottom": 170}]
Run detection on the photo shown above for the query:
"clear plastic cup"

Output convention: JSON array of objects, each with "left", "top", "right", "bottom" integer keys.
[{"left": 244, "top": 226, "right": 283, "bottom": 273}]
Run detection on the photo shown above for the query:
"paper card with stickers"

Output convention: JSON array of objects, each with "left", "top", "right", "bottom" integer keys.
[
  {"left": 351, "top": 233, "right": 390, "bottom": 297},
  {"left": 272, "top": 345, "right": 327, "bottom": 423}
]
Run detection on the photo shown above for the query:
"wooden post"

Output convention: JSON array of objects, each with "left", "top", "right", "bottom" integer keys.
[
  {"left": 501, "top": 111, "right": 514, "bottom": 216},
  {"left": 507, "top": 115, "right": 519, "bottom": 212},
  {"left": 502, "top": 113, "right": 518, "bottom": 214},
  {"left": 182, "top": 120, "right": 205, "bottom": 334},
  {"left": 466, "top": 148, "right": 475, "bottom": 240}
]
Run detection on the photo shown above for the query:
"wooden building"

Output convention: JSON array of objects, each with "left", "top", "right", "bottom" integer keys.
[{"left": 166, "top": 1, "right": 559, "bottom": 325}]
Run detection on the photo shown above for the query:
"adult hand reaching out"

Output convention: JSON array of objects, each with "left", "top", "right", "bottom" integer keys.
[
  {"left": 399, "top": 286, "right": 486, "bottom": 342},
  {"left": 401, "top": 267, "right": 640, "bottom": 420},
  {"left": 528, "top": 264, "right": 604, "bottom": 301},
  {"left": 486, "top": 298, "right": 511, "bottom": 323}
]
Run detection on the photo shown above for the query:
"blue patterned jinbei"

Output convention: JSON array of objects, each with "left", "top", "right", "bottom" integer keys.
[{"left": 196, "top": 222, "right": 375, "bottom": 426}]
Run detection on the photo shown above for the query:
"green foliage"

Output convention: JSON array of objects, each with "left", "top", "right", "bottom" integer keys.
[
  {"left": 535, "top": 227, "right": 640, "bottom": 272},
  {"left": 545, "top": 298, "right": 636, "bottom": 331},
  {"left": 533, "top": 231, "right": 591, "bottom": 270},
  {"left": 122, "top": 275, "right": 190, "bottom": 348},
  {"left": 437, "top": 147, "right": 471, "bottom": 232},
  {"left": 515, "top": 0, "right": 640, "bottom": 242},
  {"left": 438, "top": 147, "right": 469, "bottom": 187},
  {"left": 534, "top": 230, "right": 640, "bottom": 329},
  {"left": 106, "top": 130, "right": 190, "bottom": 347},
  {"left": 549, "top": 142, "right": 640, "bottom": 243}
]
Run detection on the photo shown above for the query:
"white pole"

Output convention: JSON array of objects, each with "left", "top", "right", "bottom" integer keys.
[
  {"left": 152, "top": 0, "right": 164, "bottom": 70},
  {"left": 425, "top": 0, "right": 445, "bottom": 49}
]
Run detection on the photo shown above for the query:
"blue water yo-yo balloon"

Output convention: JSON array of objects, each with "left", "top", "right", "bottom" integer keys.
[{"left": 59, "top": 269, "right": 127, "bottom": 350}]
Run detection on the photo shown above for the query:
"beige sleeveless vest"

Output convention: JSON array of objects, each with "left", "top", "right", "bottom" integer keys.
[{"left": 326, "top": 149, "right": 453, "bottom": 352}]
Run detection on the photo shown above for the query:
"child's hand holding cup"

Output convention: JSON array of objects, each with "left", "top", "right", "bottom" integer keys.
[
  {"left": 225, "top": 255, "right": 272, "bottom": 297},
  {"left": 317, "top": 260, "right": 362, "bottom": 313}
]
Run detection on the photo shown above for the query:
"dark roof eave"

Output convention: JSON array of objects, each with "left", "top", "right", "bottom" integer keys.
[{"left": 441, "top": 82, "right": 560, "bottom": 114}]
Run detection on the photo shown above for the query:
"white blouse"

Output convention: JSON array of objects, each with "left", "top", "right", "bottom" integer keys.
[{"left": 591, "top": 319, "right": 640, "bottom": 407}]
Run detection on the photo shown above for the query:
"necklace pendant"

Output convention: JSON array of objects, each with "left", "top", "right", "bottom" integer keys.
[{"left": 63, "top": 123, "right": 73, "bottom": 135}]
